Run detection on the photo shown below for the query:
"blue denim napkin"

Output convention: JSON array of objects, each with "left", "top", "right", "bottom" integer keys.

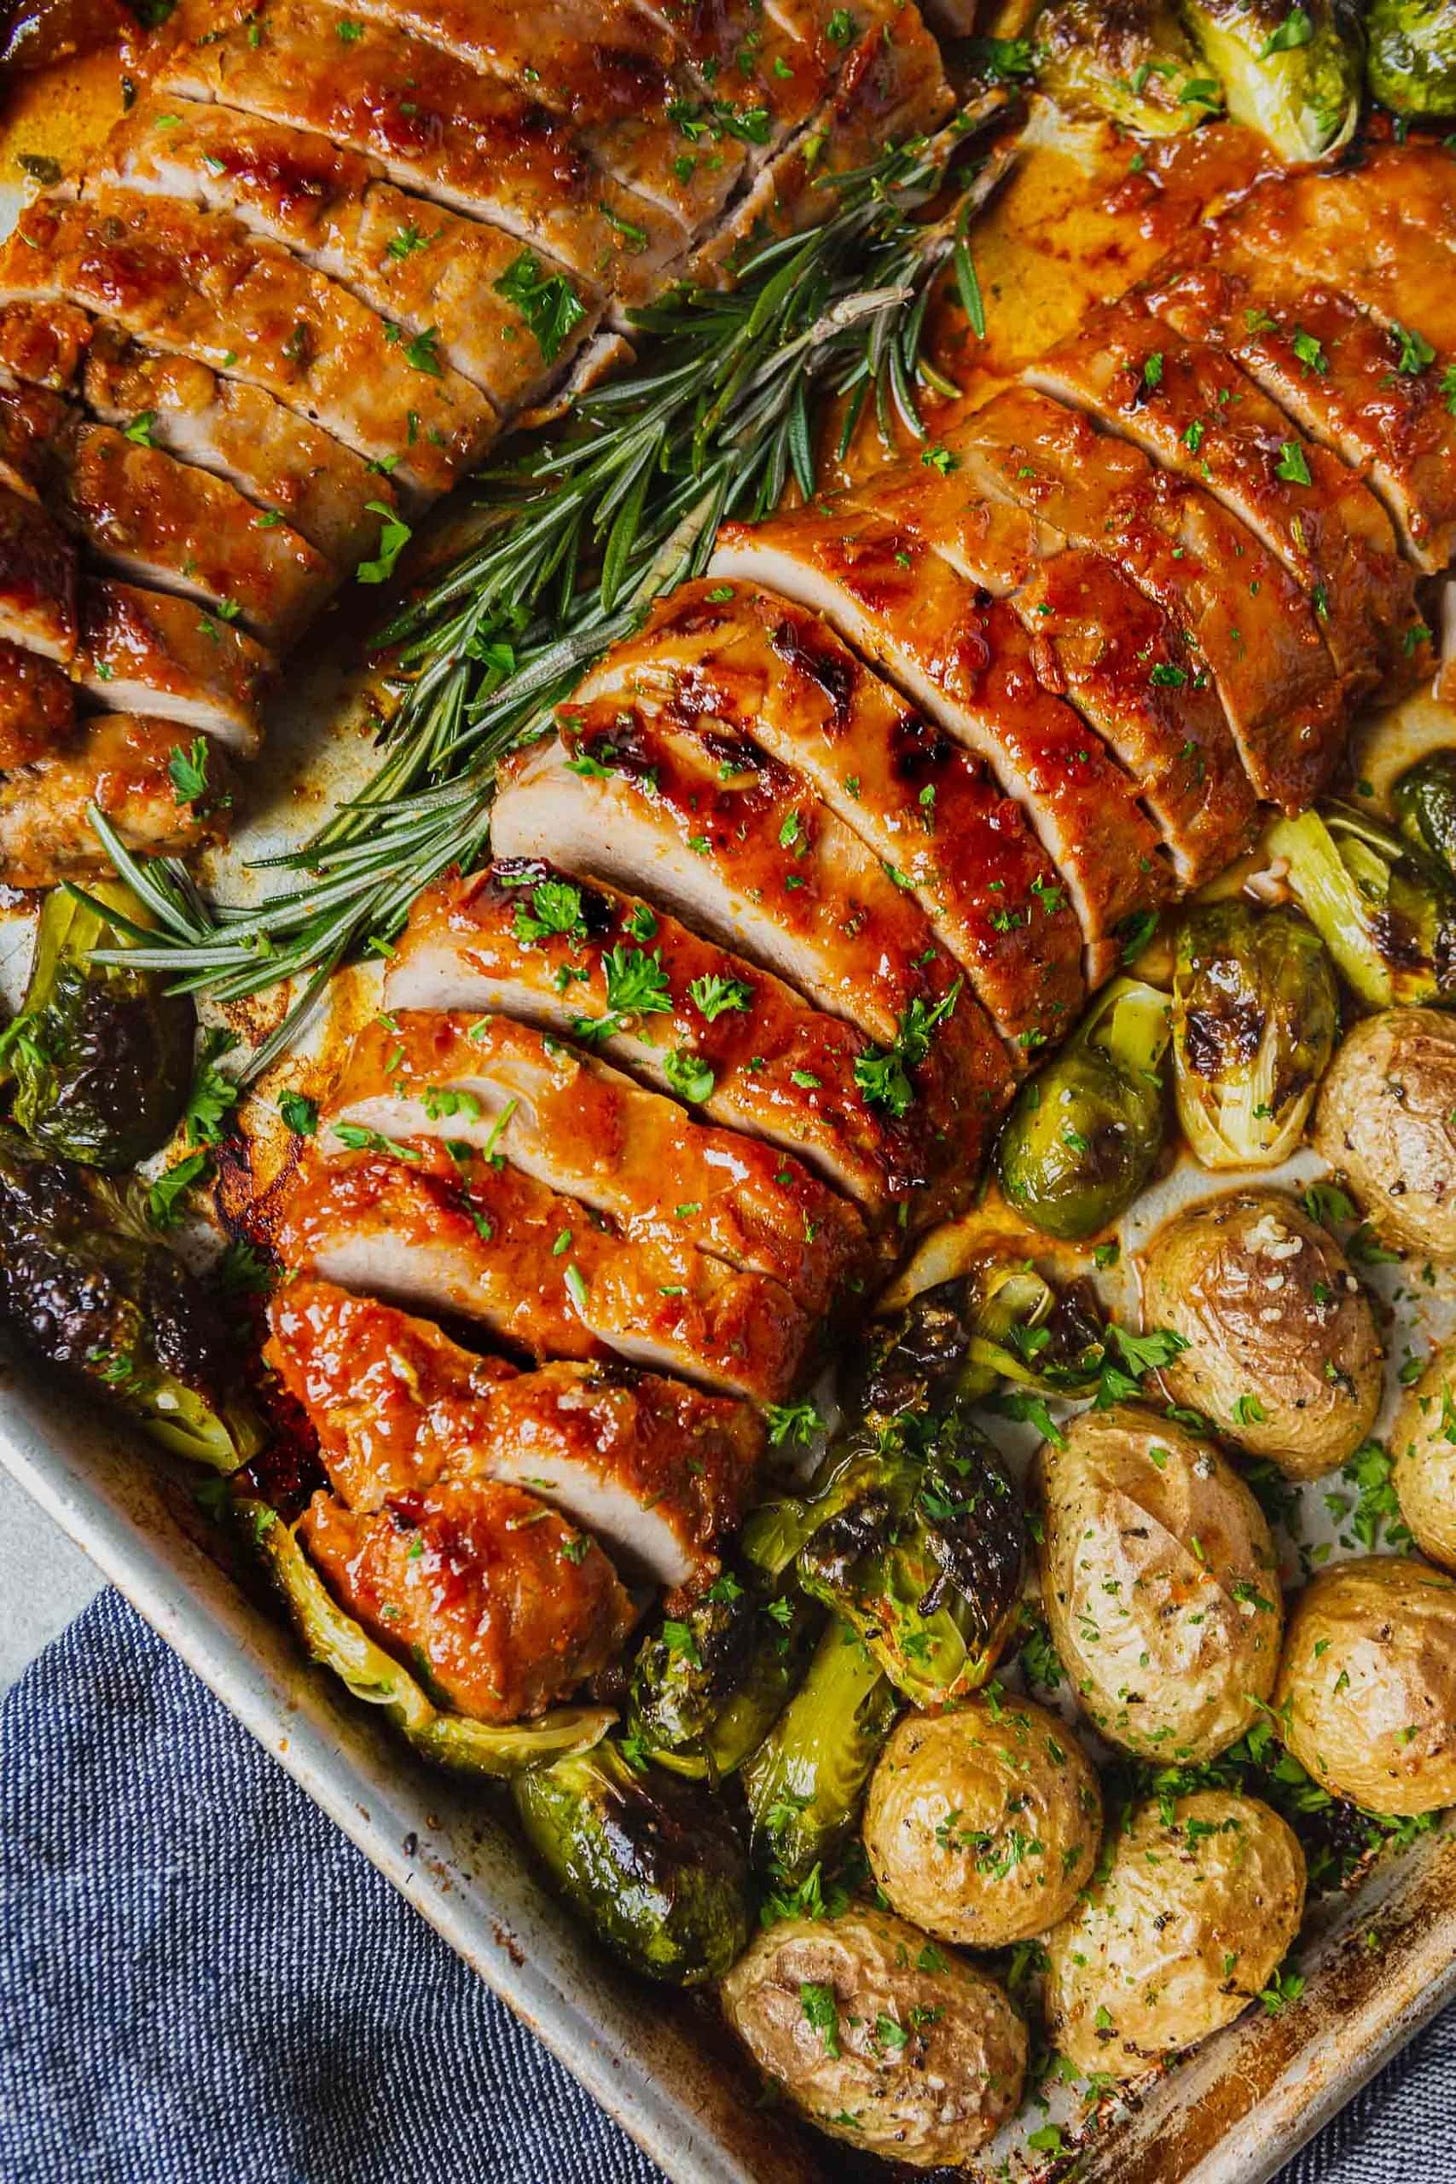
[{"left": 1, "top": 1590, "right": 1452, "bottom": 2184}]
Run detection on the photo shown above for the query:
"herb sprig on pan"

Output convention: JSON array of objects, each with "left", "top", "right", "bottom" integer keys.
[{"left": 89, "top": 107, "right": 1010, "bottom": 1075}]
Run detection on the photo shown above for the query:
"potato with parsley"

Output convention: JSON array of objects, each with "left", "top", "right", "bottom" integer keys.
[
  {"left": 1314, "top": 1010, "right": 1456, "bottom": 1262},
  {"left": 1139, "top": 1189, "right": 1383, "bottom": 1480},
  {"left": 1044, "top": 1791, "right": 1306, "bottom": 2079},
  {"left": 861, "top": 1695, "right": 1102, "bottom": 1948},
  {"left": 1275, "top": 1556, "right": 1456, "bottom": 1815},
  {"left": 1392, "top": 1342, "right": 1456, "bottom": 1571},
  {"left": 720, "top": 1905, "right": 1027, "bottom": 2168},
  {"left": 1034, "top": 1403, "right": 1282, "bottom": 1762}
]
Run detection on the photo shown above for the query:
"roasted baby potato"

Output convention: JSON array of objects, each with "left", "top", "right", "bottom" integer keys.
[
  {"left": 1043, "top": 1791, "right": 1306, "bottom": 2078},
  {"left": 862, "top": 1696, "right": 1102, "bottom": 1947},
  {"left": 1140, "top": 1189, "right": 1383, "bottom": 1480},
  {"left": 1035, "top": 1403, "right": 1282, "bottom": 1761},
  {"left": 1391, "top": 1342, "right": 1456, "bottom": 1572},
  {"left": 1275, "top": 1556, "right": 1456, "bottom": 1815},
  {"left": 720, "top": 1905, "right": 1027, "bottom": 2168},
  {"left": 1314, "top": 1010, "right": 1456, "bottom": 1261}
]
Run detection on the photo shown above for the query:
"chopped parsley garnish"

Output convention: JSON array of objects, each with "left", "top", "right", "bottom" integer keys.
[{"left": 494, "top": 251, "right": 587, "bottom": 365}]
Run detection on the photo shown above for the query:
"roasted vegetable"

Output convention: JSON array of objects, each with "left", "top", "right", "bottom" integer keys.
[
  {"left": 996, "top": 978, "right": 1171, "bottom": 1241},
  {"left": 247, "top": 1499, "right": 613, "bottom": 1774},
  {"left": 1391, "top": 1339, "right": 1456, "bottom": 1572},
  {"left": 1367, "top": 0, "right": 1456, "bottom": 115},
  {"left": 1, "top": 880, "right": 195, "bottom": 1170},
  {"left": 1268, "top": 804, "right": 1456, "bottom": 1010},
  {"left": 1314, "top": 1009, "right": 1456, "bottom": 1259},
  {"left": 1171, "top": 902, "right": 1338, "bottom": 1170},
  {"left": 627, "top": 1573, "right": 818, "bottom": 1781},
  {"left": 1036, "top": 0, "right": 1222, "bottom": 134},
  {"left": 742, "top": 1619, "right": 899, "bottom": 1884},
  {"left": 859, "top": 1268, "right": 1104, "bottom": 1418},
  {"left": 0, "top": 1126, "right": 262, "bottom": 1469},
  {"left": 513, "top": 1738, "right": 752, "bottom": 1984},
  {"left": 1393, "top": 748, "right": 1456, "bottom": 878},
  {"left": 1184, "top": 0, "right": 1363, "bottom": 160}
]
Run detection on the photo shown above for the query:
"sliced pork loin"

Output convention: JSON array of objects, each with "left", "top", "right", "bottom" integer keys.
[
  {"left": 101, "top": 99, "right": 600, "bottom": 416},
  {"left": 576, "top": 579, "right": 1089, "bottom": 1046},
  {"left": 0, "top": 483, "right": 76, "bottom": 664},
  {"left": 0, "top": 639, "right": 74, "bottom": 768},
  {"left": 322, "top": 1012, "right": 870, "bottom": 1320},
  {"left": 156, "top": 0, "right": 684, "bottom": 303},
  {"left": 0, "top": 192, "right": 494, "bottom": 498},
  {"left": 944, "top": 385, "right": 1349, "bottom": 813},
  {"left": 277, "top": 1141, "right": 818, "bottom": 1404},
  {"left": 706, "top": 516, "right": 1171, "bottom": 956},
  {"left": 1025, "top": 293, "right": 1419, "bottom": 696},
  {"left": 76, "top": 579, "right": 273, "bottom": 752},
  {"left": 300, "top": 1475, "right": 636, "bottom": 1722},
  {"left": 266, "top": 1276, "right": 762, "bottom": 1591},
  {"left": 1148, "top": 256, "right": 1456, "bottom": 577},
  {"left": 384, "top": 864, "right": 975, "bottom": 1226},
  {"left": 0, "top": 711, "right": 224, "bottom": 887}
]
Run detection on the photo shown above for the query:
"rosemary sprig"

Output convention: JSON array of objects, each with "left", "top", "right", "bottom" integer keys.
[{"left": 94, "top": 106, "right": 1010, "bottom": 1076}]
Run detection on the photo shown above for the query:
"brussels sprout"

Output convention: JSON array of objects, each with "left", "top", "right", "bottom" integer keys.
[
  {"left": 742, "top": 1618, "right": 899, "bottom": 1883},
  {"left": 0, "top": 1126, "right": 262, "bottom": 1469},
  {"left": 856, "top": 1269, "right": 1104, "bottom": 1416},
  {"left": 1368, "top": 0, "right": 1456, "bottom": 116},
  {"left": 1268, "top": 803, "right": 1456, "bottom": 1010},
  {"left": 513, "top": 1739, "right": 751, "bottom": 1984},
  {"left": 1171, "top": 901, "right": 1339, "bottom": 1170},
  {"left": 1393, "top": 750, "right": 1456, "bottom": 878},
  {"left": 996, "top": 978, "right": 1171, "bottom": 1241},
  {"left": 627, "top": 1573, "right": 819, "bottom": 1782},
  {"left": 244, "top": 1498, "right": 613, "bottom": 1774},
  {"left": 1036, "top": 0, "right": 1223, "bottom": 135},
  {"left": 1, "top": 880, "right": 195, "bottom": 1170},
  {"left": 1184, "top": 0, "right": 1363, "bottom": 160}
]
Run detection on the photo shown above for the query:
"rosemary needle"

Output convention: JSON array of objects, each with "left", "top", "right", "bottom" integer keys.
[{"left": 93, "top": 106, "right": 1011, "bottom": 1077}]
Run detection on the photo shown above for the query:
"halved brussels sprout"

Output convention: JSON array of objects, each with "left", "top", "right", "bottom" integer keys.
[
  {"left": 1367, "top": 0, "right": 1456, "bottom": 116},
  {"left": 0, "top": 1126, "right": 262, "bottom": 1470},
  {"left": 1171, "top": 901, "right": 1339, "bottom": 1170},
  {"left": 1, "top": 880, "right": 195, "bottom": 1170},
  {"left": 244, "top": 1498, "right": 614, "bottom": 1776},
  {"left": 626, "top": 1573, "right": 818, "bottom": 1782},
  {"left": 513, "top": 1738, "right": 752, "bottom": 1985},
  {"left": 856, "top": 1268, "right": 1103, "bottom": 1418},
  {"left": 996, "top": 978, "right": 1171, "bottom": 1241},
  {"left": 1037, "top": 0, "right": 1223, "bottom": 135},
  {"left": 1268, "top": 804, "right": 1456, "bottom": 1009},
  {"left": 1393, "top": 749, "right": 1456, "bottom": 879},
  {"left": 1185, "top": 0, "right": 1363, "bottom": 159},
  {"left": 742, "top": 1618, "right": 899, "bottom": 1884}
]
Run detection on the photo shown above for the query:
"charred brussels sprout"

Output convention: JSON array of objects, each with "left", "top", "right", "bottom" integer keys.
[
  {"left": 0, "top": 1126, "right": 262, "bottom": 1469},
  {"left": 513, "top": 1739, "right": 751, "bottom": 1984},
  {"left": 627, "top": 1573, "right": 818, "bottom": 1781},
  {"left": 1, "top": 881, "right": 194, "bottom": 1170},
  {"left": 247, "top": 1500, "right": 614, "bottom": 1774},
  {"left": 1184, "top": 0, "right": 1363, "bottom": 160},
  {"left": 1368, "top": 0, "right": 1456, "bottom": 116},
  {"left": 742, "top": 1618, "right": 899, "bottom": 1883},
  {"left": 996, "top": 979, "right": 1171, "bottom": 1241},
  {"left": 1393, "top": 749, "right": 1456, "bottom": 878},
  {"left": 1037, "top": 0, "right": 1222, "bottom": 134},
  {"left": 1172, "top": 901, "right": 1338, "bottom": 1169},
  {"left": 854, "top": 1269, "right": 1104, "bottom": 1416},
  {"left": 1268, "top": 803, "right": 1456, "bottom": 1009}
]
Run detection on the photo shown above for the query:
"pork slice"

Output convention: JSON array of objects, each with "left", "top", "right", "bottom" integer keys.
[
  {"left": 101, "top": 99, "right": 600, "bottom": 414},
  {"left": 0, "top": 374, "right": 69, "bottom": 500},
  {"left": 706, "top": 514, "right": 1171, "bottom": 959},
  {"left": 948, "top": 385, "right": 1348, "bottom": 814},
  {"left": 277, "top": 1142, "right": 819, "bottom": 1404},
  {"left": 580, "top": 578, "right": 1088, "bottom": 1050},
  {"left": 76, "top": 578, "right": 273, "bottom": 751},
  {"left": 1026, "top": 293, "right": 1418, "bottom": 696},
  {"left": 384, "top": 863, "right": 969, "bottom": 1226},
  {"left": 0, "top": 481, "right": 76, "bottom": 663},
  {"left": 322, "top": 1010, "right": 870, "bottom": 1319},
  {"left": 266, "top": 1275, "right": 761, "bottom": 1589},
  {"left": 156, "top": 0, "right": 683, "bottom": 303},
  {"left": 0, "top": 710, "right": 223, "bottom": 886},
  {"left": 299, "top": 1476, "right": 636, "bottom": 1722},
  {"left": 0, "top": 299, "right": 95, "bottom": 393},
  {"left": 0, "top": 192, "right": 494, "bottom": 498},
  {"left": 0, "top": 638, "right": 75, "bottom": 768},
  {"left": 1149, "top": 255, "right": 1456, "bottom": 577}
]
